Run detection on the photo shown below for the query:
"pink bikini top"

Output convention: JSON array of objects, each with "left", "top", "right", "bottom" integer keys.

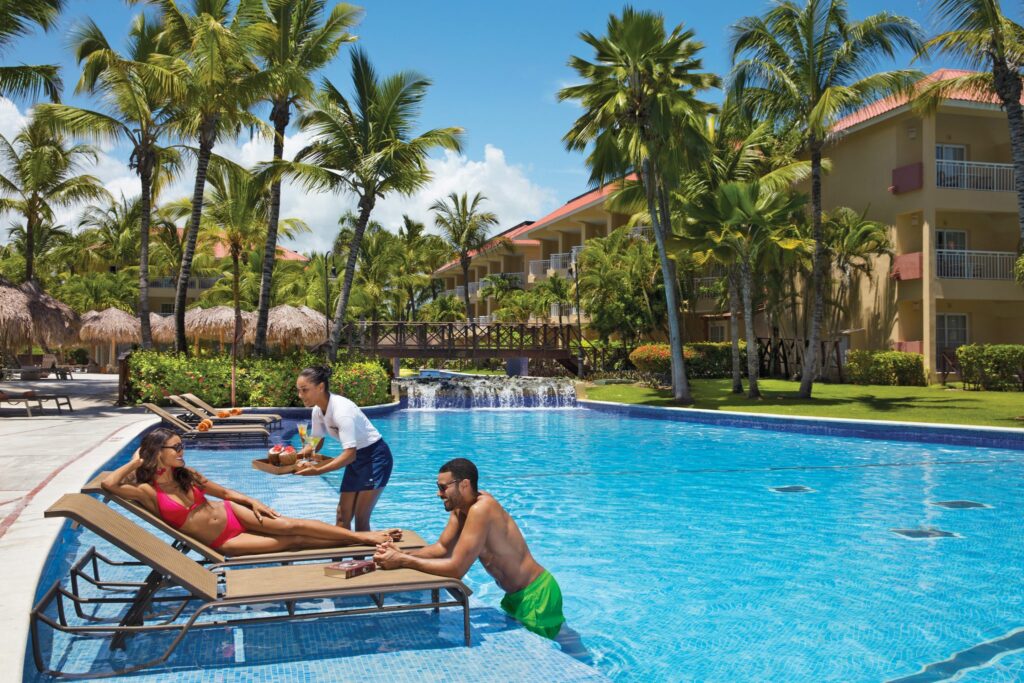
[{"left": 153, "top": 478, "right": 206, "bottom": 529}]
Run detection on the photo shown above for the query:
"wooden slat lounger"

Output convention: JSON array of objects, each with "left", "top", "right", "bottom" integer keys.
[
  {"left": 82, "top": 471, "right": 426, "bottom": 566},
  {"left": 19, "top": 390, "right": 73, "bottom": 413},
  {"left": 181, "top": 393, "right": 283, "bottom": 428},
  {"left": 142, "top": 403, "right": 270, "bottom": 444},
  {"left": 32, "top": 494, "right": 471, "bottom": 679},
  {"left": 0, "top": 390, "right": 44, "bottom": 416},
  {"left": 168, "top": 395, "right": 281, "bottom": 430}
]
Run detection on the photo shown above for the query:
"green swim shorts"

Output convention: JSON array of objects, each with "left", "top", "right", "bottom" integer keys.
[{"left": 500, "top": 569, "right": 565, "bottom": 639}]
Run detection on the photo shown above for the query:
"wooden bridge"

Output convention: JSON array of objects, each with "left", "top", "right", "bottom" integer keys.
[{"left": 340, "top": 322, "right": 586, "bottom": 374}]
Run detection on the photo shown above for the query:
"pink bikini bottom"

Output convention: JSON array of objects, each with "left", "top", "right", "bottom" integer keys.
[{"left": 210, "top": 501, "right": 244, "bottom": 549}]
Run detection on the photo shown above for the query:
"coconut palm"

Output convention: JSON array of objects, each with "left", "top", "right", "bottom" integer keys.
[
  {"left": 288, "top": 49, "right": 463, "bottom": 359},
  {"left": 915, "top": 0, "right": 1024, "bottom": 246},
  {"left": 531, "top": 273, "right": 573, "bottom": 326},
  {"left": 251, "top": 0, "right": 360, "bottom": 355},
  {"left": 36, "top": 14, "right": 182, "bottom": 348},
  {"left": 823, "top": 206, "right": 892, "bottom": 337},
  {"left": 560, "top": 7, "right": 718, "bottom": 404},
  {"left": 419, "top": 294, "right": 465, "bottom": 322},
  {"left": 395, "top": 215, "right": 448, "bottom": 321},
  {"left": 731, "top": 0, "right": 923, "bottom": 397},
  {"left": 53, "top": 270, "right": 138, "bottom": 313},
  {"left": 678, "top": 182, "right": 807, "bottom": 398},
  {"left": 431, "top": 192, "right": 500, "bottom": 316},
  {"left": 147, "top": 0, "right": 271, "bottom": 353},
  {"left": 479, "top": 272, "right": 522, "bottom": 306},
  {"left": 0, "top": 0, "right": 64, "bottom": 102},
  {"left": 351, "top": 226, "right": 403, "bottom": 320},
  {"left": 0, "top": 116, "right": 108, "bottom": 283}
]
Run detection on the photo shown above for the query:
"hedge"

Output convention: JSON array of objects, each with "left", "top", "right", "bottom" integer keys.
[
  {"left": 628, "top": 342, "right": 747, "bottom": 379},
  {"left": 957, "top": 344, "right": 1024, "bottom": 391},
  {"left": 845, "top": 350, "right": 927, "bottom": 386},
  {"left": 128, "top": 351, "right": 391, "bottom": 407}
]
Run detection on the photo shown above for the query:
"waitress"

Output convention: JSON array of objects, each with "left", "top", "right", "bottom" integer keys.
[{"left": 294, "top": 365, "right": 394, "bottom": 532}]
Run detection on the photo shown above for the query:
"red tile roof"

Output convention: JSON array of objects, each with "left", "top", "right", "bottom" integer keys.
[
  {"left": 832, "top": 69, "right": 1003, "bottom": 133},
  {"left": 176, "top": 228, "right": 308, "bottom": 262},
  {"left": 435, "top": 176, "right": 634, "bottom": 274}
]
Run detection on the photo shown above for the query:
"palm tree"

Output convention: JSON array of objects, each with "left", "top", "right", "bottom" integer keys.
[
  {"left": 0, "top": 116, "right": 108, "bottom": 282},
  {"left": 678, "top": 181, "right": 807, "bottom": 398},
  {"left": 0, "top": 0, "right": 64, "bottom": 102},
  {"left": 533, "top": 273, "right": 573, "bottom": 327},
  {"left": 351, "top": 226, "right": 403, "bottom": 320},
  {"left": 396, "top": 215, "right": 448, "bottom": 321},
  {"left": 431, "top": 192, "right": 500, "bottom": 316},
  {"left": 823, "top": 206, "right": 891, "bottom": 337},
  {"left": 149, "top": 0, "right": 270, "bottom": 353},
  {"left": 288, "top": 49, "right": 463, "bottom": 359},
  {"left": 560, "top": 7, "right": 718, "bottom": 404},
  {"left": 479, "top": 272, "right": 522, "bottom": 306},
  {"left": 731, "top": 0, "right": 923, "bottom": 397},
  {"left": 251, "top": 0, "right": 360, "bottom": 355},
  {"left": 419, "top": 294, "right": 465, "bottom": 322},
  {"left": 916, "top": 1, "right": 1024, "bottom": 247},
  {"left": 76, "top": 194, "right": 142, "bottom": 269},
  {"left": 37, "top": 14, "right": 181, "bottom": 348}
]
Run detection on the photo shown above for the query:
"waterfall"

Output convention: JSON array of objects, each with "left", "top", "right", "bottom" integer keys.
[{"left": 395, "top": 376, "right": 577, "bottom": 410}]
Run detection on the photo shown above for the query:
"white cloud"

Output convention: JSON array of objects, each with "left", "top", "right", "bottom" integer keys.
[{"left": 0, "top": 98, "right": 29, "bottom": 142}]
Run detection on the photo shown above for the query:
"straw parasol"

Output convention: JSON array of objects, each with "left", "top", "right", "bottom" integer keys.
[
  {"left": 298, "top": 305, "right": 330, "bottom": 337},
  {"left": 0, "top": 276, "right": 34, "bottom": 351},
  {"left": 186, "top": 306, "right": 253, "bottom": 348},
  {"left": 79, "top": 307, "right": 140, "bottom": 368},
  {"left": 18, "top": 279, "right": 81, "bottom": 348},
  {"left": 265, "top": 304, "right": 326, "bottom": 347},
  {"left": 149, "top": 313, "right": 175, "bottom": 345}
]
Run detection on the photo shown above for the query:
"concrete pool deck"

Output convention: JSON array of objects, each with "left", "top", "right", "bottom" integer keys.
[{"left": 0, "top": 374, "right": 157, "bottom": 680}]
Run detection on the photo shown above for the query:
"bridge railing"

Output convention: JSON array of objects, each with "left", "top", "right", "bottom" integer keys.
[{"left": 340, "top": 321, "right": 583, "bottom": 354}]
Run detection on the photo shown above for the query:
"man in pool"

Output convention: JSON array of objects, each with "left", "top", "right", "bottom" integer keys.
[{"left": 373, "top": 457, "right": 565, "bottom": 639}]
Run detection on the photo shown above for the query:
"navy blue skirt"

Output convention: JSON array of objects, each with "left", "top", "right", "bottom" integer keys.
[{"left": 340, "top": 439, "right": 393, "bottom": 492}]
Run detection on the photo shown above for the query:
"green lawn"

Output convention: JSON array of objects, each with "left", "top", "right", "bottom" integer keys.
[{"left": 583, "top": 379, "right": 1024, "bottom": 429}]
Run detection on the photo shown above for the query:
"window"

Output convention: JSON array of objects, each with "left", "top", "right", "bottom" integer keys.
[
  {"left": 935, "top": 144, "right": 966, "bottom": 161},
  {"left": 936, "top": 229, "right": 968, "bottom": 278},
  {"left": 936, "top": 144, "right": 966, "bottom": 188},
  {"left": 159, "top": 304, "right": 174, "bottom": 315},
  {"left": 936, "top": 313, "right": 968, "bottom": 366},
  {"left": 709, "top": 321, "right": 727, "bottom": 343}
]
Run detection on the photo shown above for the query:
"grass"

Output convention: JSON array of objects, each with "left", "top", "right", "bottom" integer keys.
[{"left": 582, "top": 379, "right": 1024, "bottom": 429}]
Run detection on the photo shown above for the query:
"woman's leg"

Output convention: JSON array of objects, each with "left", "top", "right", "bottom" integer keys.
[
  {"left": 351, "top": 488, "right": 385, "bottom": 531},
  {"left": 229, "top": 501, "right": 381, "bottom": 545},
  {"left": 217, "top": 533, "right": 339, "bottom": 556},
  {"left": 336, "top": 491, "right": 357, "bottom": 529}
]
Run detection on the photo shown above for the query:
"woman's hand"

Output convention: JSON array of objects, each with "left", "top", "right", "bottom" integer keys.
[
  {"left": 293, "top": 461, "right": 321, "bottom": 476},
  {"left": 250, "top": 500, "right": 279, "bottom": 524},
  {"left": 385, "top": 528, "right": 402, "bottom": 541},
  {"left": 130, "top": 448, "right": 141, "bottom": 462}
]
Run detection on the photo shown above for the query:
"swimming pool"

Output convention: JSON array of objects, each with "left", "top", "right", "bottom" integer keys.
[{"left": 28, "top": 408, "right": 1024, "bottom": 681}]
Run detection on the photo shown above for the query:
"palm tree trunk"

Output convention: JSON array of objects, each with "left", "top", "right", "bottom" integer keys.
[
  {"left": 741, "top": 258, "right": 760, "bottom": 399},
  {"left": 25, "top": 215, "right": 35, "bottom": 282},
  {"left": 992, "top": 59, "right": 1024, "bottom": 249},
  {"left": 255, "top": 101, "right": 290, "bottom": 356},
  {"left": 231, "top": 250, "right": 241, "bottom": 407},
  {"left": 327, "top": 193, "right": 374, "bottom": 361},
  {"left": 642, "top": 157, "right": 691, "bottom": 404},
  {"left": 461, "top": 261, "right": 472, "bottom": 318},
  {"left": 728, "top": 265, "right": 743, "bottom": 394},
  {"left": 174, "top": 126, "right": 216, "bottom": 354},
  {"left": 799, "top": 140, "right": 826, "bottom": 397},
  {"left": 138, "top": 157, "right": 153, "bottom": 348}
]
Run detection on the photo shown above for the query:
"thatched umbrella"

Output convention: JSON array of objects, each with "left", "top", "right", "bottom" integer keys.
[
  {"left": 265, "top": 304, "right": 325, "bottom": 348},
  {"left": 186, "top": 306, "right": 254, "bottom": 348},
  {"left": 79, "top": 307, "right": 139, "bottom": 369},
  {"left": 298, "top": 306, "right": 330, "bottom": 341},
  {"left": 19, "top": 279, "right": 80, "bottom": 348},
  {"left": 0, "top": 276, "right": 34, "bottom": 351},
  {"left": 149, "top": 313, "right": 174, "bottom": 345}
]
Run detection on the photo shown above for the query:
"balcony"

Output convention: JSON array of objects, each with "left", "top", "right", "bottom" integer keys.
[
  {"left": 890, "top": 162, "right": 923, "bottom": 194},
  {"left": 468, "top": 281, "right": 480, "bottom": 298},
  {"left": 937, "top": 160, "right": 1015, "bottom": 192},
  {"left": 149, "top": 276, "right": 222, "bottom": 290},
  {"left": 549, "top": 252, "right": 573, "bottom": 271},
  {"left": 936, "top": 249, "right": 1016, "bottom": 280},
  {"left": 891, "top": 252, "right": 923, "bottom": 281},
  {"left": 630, "top": 225, "right": 654, "bottom": 240},
  {"left": 528, "top": 259, "right": 550, "bottom": 279}
]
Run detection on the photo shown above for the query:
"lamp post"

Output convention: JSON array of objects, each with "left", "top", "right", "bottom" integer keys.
[
  {"left": 322, "top": 251, "right": 336, "bottom": 342},
  {"left": 568, "top": 259, "right": 585, "bottom": 378}
]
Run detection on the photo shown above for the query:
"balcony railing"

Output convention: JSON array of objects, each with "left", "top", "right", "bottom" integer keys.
[
  {"left": 149, "top": 276, "right": 222, "bottom": 290},
  {"left": 528, "top": 259, "right": 550, "bottom": 277},
  {"left": 630, "top": 225, "right": 654, "bottom": 240},
  {"left": 454, "top": 285, "right": 466, "bottom": 298},
  {"left": 936, "top": 249, "right": 1016, "bottom": 280},
  {"left": 570, "top": 245, "right": 585, "bottom": 263},
  {"left": 550, "top": 303, "right": 579, "bottom": 319},
  {"left": 495, "top": 271, "right": 524, "bottom": 287},
  {"left": 550, "top": 252, "right": 573, "bottom": 270},
  {"left": 468, "top": 281, "right": 480, "bottom": 296},
  {"left": 937, "top": 160, "right": 1015, "bottom": 192}
]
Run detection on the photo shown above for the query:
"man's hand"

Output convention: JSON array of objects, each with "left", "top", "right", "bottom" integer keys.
[
  {"left": 250, "top": 501, "right": 278, "bottom": 523},
  {"left": 374, "top": 544, "right": 406, "bottom": 570}
]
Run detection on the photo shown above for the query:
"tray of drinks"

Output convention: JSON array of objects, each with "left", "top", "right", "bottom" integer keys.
[{"left": 251, "top": 453, "right": 329, "bottom": 475}]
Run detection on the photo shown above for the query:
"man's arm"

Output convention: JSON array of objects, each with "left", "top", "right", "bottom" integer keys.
[
  {"left": 376, "top": 506, "right": 488, "bottom": 578},
  {"left": 406, "top": 511, "right": 461, "bottom": 559}
]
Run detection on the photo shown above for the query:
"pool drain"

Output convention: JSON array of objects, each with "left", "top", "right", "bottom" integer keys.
[
  {"left": 930, "top": 500, "right": 990, "bottom": 509},
  {"left": 770, "top": 485, "right": 814, "bottom": 493},
  {"left": 890, "top": 527, "right": 960, "bottom": 539}
]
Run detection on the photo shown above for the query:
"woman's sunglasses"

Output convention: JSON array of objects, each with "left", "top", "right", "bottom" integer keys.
[{"left": 162, "top": 442, "right": 185, "bottom": 454}]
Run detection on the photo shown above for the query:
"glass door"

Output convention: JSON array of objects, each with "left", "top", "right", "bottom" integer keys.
[
  {"left": 936, "top": 229, "right": 967, "bottom": 278},
  {"left": 936, "top": 144, "right": 966, "bottom": 187},
  {"left": 936, "top": 313, "right": 968, "bottom": 367}
]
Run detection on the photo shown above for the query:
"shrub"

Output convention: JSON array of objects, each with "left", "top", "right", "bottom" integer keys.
[
  {"left": 629, "top": 344, "right": 671, "bottom": 375},
  {"left": 628, "top": 342, "right": 746, "bottom": 379},
  {"left": 127, "top": 351, "right": 392, "bottom": 407},
  {"left": 957, "top": 344, "right": 1024, "bottom": 391},
  {"left": 846, "top": 350, "right": 927, "bottom": 386}
]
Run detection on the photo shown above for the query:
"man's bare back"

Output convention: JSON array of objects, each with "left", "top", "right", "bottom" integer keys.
[{"left": 451, "top": 492, "right": 543, "bottom": 592}]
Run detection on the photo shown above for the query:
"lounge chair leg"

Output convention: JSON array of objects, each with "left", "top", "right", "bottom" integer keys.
[
  {"left": 463, "top": 594, "right": 471, "bottom": 646},
  {"left": 110, "top": 570, "right": 165, "bottom": 651},
  {"left": 432, "top": 588, "right": 439, "bottom": 613}
]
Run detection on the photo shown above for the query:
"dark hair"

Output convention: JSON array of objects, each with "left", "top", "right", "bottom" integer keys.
[
  {"left": 439, "top": 458, "right": 478, "bottom": 491},
  {"left": 136, "top": 428, "right": 202, "bottom": 492},
  {"left": 299, "top": 365, "right": 332, "bottom": 394}
]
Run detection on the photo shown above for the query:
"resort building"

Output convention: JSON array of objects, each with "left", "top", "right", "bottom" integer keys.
[{"left": 435, "top": 69, "right": 1024, "bottom": 377}]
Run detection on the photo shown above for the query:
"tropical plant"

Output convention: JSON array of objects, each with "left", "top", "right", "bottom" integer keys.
[
  {"left": 560, "top": 7, "right": 718, "bottom": 403},
  {"left": 251, "top": 0, "right": 360, "bottom": 355},
  {"left": 53, "top": 270, "right": 138, "bottom": 313},
  {"left": 492, "top": 289, "right": 541, "bottom": 323},
  {"left": 916, "top": 0, "right": 1024, "bottom": 247},
  {"left": 431, "top": 191, "right": 500, "bottom": 315},
  {"left": 479, "top": 272, "right": 522, "bottom": 306},
  {"left": 0, "top": 0, "right": 64, "bottom": 102},
  {"left": 350, "top": 225, "right": 403, "bottom": 320},
  {"left": 531, "top": 273, "right": 573, "bottom": 326},
  {"left": 419, "top": 293, "right": 466, "bottom": 322},
  {"left": 288, "top": 48, "right": 463, "bottom": 359},
  {"left": 822, "top": 206, "right": 891, "bottom": 337},
  {"left": 395, "top": 214, "right": 448, "bottom": 320},
  {"left": 0, "top": 116, "right": 109, "bottom": 282},
  {"left": 731, "top": 0, "right": 923, "bottom": 397}
]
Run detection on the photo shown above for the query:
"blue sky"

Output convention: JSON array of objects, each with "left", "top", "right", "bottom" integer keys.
[{"left": 0, "top": 0, "right": 976, "bottom": 250}]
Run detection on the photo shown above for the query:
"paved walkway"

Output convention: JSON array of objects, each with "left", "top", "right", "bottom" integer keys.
[{"left": 0, "top": 374, "right": 155, "bottom": 681}]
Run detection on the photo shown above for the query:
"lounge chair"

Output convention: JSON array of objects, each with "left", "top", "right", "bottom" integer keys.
[
  {"left": 0, "top": 390, "right": 44, "bottom": 416},
  {"left": 31, "top": 494, "right": 471, "bottom": 678},
  {"left": 142, "top": 403, "right": 270, "bottom": 444},
  {"left": 168, "top": 394, "right": 281, "bottom": 430},
  {"left": 181, "top": 392, "right": 284, "bottom": 428},
  {"left": 19, "top": 390, "right": 73, "bottom": 413},
  {"left": 82, "top": 471, "right": 426, "bottom": 566}
]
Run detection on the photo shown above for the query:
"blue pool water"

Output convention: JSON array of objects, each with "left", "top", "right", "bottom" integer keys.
[{"left": 28, "top": 408, "right": 1024, "bottom": 681}]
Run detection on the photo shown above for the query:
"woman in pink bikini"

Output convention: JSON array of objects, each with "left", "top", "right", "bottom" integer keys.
[{"left": 101, "top": 428, "right": 402, "bottom": 556}]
